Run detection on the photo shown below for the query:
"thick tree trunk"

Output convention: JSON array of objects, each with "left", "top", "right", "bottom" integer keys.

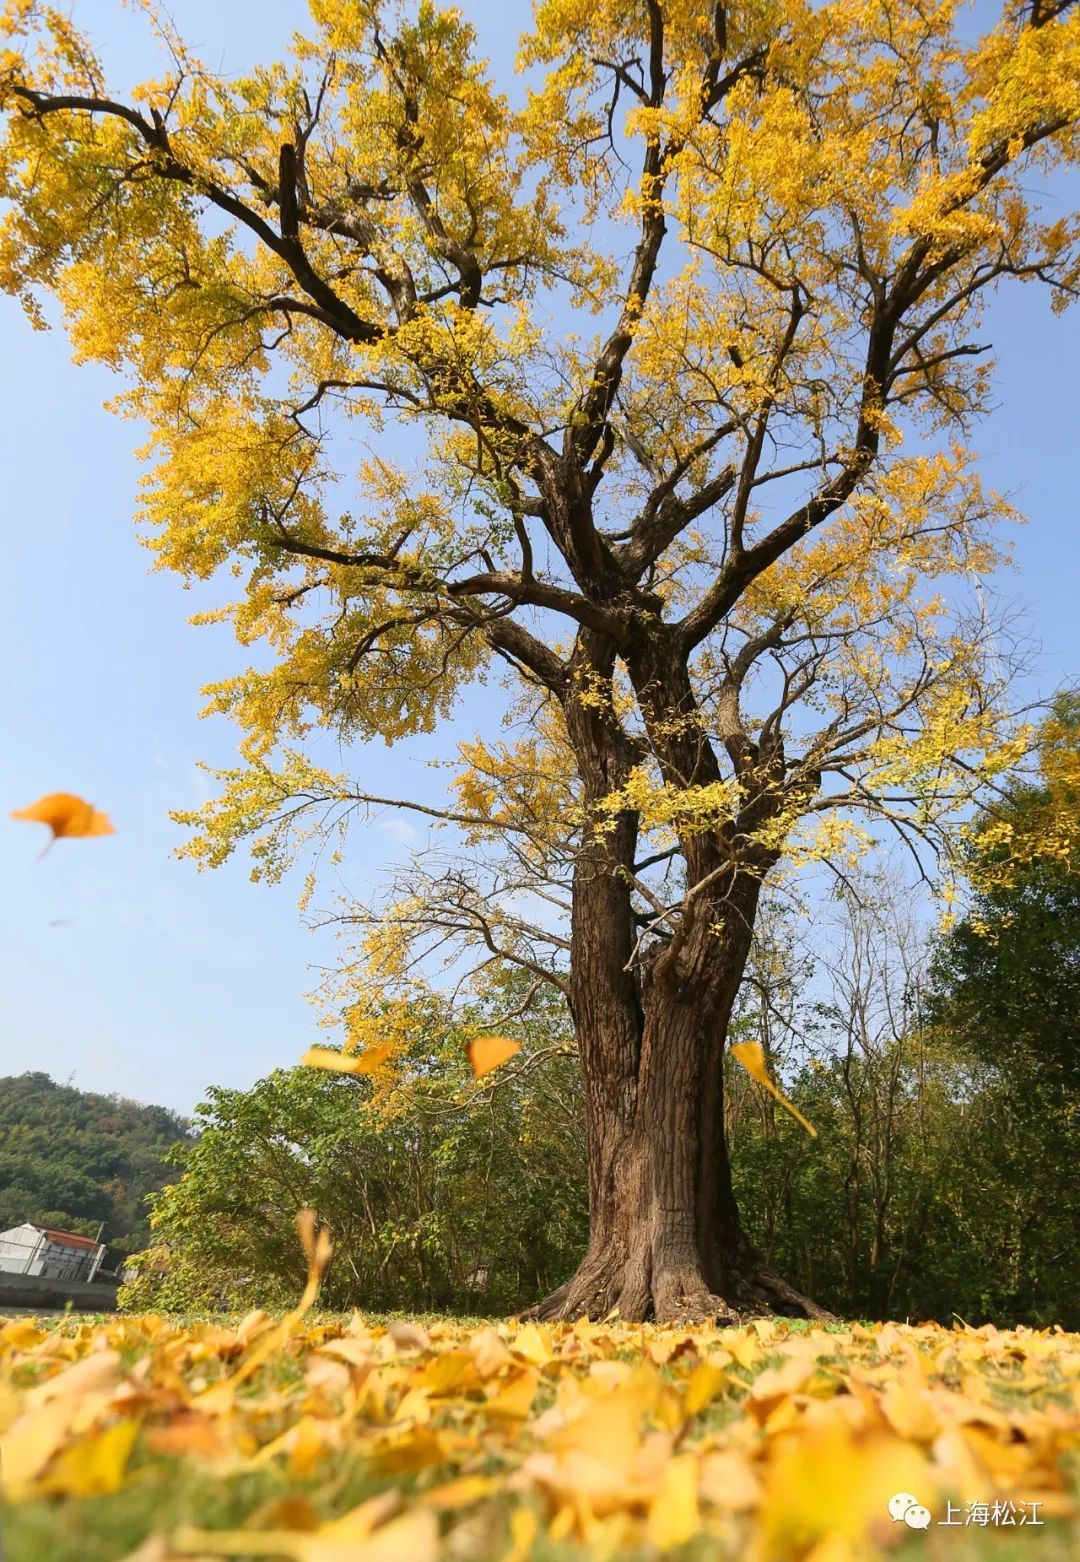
[
  {"left": 535, "top": 873, "right": 832, "bottom": 1324},
  {"left": 537, "top": 629, "right": 831, "bottom": 1325}
]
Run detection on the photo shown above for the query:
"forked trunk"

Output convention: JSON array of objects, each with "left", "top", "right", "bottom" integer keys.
[{"left": 540, "top": 632, "right": 831, "bottom": 1325}]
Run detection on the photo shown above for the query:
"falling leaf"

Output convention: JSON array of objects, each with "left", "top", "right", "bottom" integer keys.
[
  {"left": 418, "top": 1474, "right": 497, "bottom": 1511},
  {"left": 468, "top": 1326, "right": 512, "bottom": 1378},
  {"left": 730, "top": 1041, "right": 817, "bottom": 1136},
  {"left": 417, "top": 1350, "right": 479, "bottom": 1397},
  {"left": 307, "top": 1510, "right": 438, "bottom": 1562},
  {"left": 316, "top": 1337, "right": 373, "bottom": 1370},
  {"left": 195, "top": 1212, "right": 331, "bottom": 1414},
  {"left": 367, "top": 1426, "right": 447, "bottom": 1477},
  {"left": 145, "top": 1415, "right": 230, "bottom": 1460},
  {"left": 466, "top": 1035, "right": 521, "bottom": 1078},
  {"left": 699, "top": 1449, "right": 762, "bottom": 1512},
  {"left": 748, "top": 1352, "right": 817, "bottom": 1414},
  {"left": 314, "top": 1493, "right": 401, "bottom": 1545},
  {"left": 11, "top": 792, "right": 115, "bottom": 848},
  {"left": 295, "top": 1208, "right": 333, "bottom": 1276},
  {"left": 301, "top": 1045, "right": 392, "bottom": 1075},
  {"left": 118, "top": 1538, "right": 171, "bottom": 1562}
]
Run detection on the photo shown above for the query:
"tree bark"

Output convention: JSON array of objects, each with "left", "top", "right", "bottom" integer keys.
[
  {"left": 533, "top": 862, "right": 832, "bottom": 1324},
  {"left": 530, "top": 640, "right": 828, "bottom": 1321}
]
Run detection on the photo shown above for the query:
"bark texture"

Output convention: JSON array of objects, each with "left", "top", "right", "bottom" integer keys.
[
  {"left": 533, "top": 885, "right": 832, "bottom": 1325},
  {"left": 530, "top": 630, "right": 832, "bottom": 1326}
]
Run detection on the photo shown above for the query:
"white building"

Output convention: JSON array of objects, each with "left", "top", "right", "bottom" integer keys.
[{"left": 0, "top": 1222, "right": 106, "bottom": 1282}]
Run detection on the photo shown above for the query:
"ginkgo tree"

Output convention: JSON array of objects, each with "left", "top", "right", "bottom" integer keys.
[{"left": 2, "top": 0, "right": 1078, "bottom": 1322}]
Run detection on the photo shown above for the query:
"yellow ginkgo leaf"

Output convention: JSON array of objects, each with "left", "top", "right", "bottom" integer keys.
[
  {"left": 647, "top": 1453, "right": 700, "bottom": 1551},
  {"left": 730, "top": 1041, "right": 816, "bottom": 1137},
  {"left": 466, "top": 1035, "right": 521, "bottom": 1079},
  {"left": 301, "top": 1045, "right": 392, "bottom": 1075},
  {"left": 40, "top": 1417, "right": 139, "bottom": 1498},
  {"left": 501, "top": 1508, "right": 539, "bottom": 1562},
  {"left": 11, "top": 792, "right": 115, "bottom": 848},
  {"left": 0, "top": 1397, "right": 78, "bottom": 1493}
]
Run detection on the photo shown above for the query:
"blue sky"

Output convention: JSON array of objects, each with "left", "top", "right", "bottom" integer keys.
[{"left": 1, "top": 1, "right": 1077, "bottom": 1114}]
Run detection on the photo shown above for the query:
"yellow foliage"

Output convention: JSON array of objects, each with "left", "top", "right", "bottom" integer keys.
[
  {"left": 1, "top": 0, "right": 1077, "bottom": 998},
  {"left": 2, "top": 1301, "right": 1078, "bottom": 1559}
]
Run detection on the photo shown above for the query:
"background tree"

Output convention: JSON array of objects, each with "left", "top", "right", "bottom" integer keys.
[
  {"left": 2, "top": 0, "right": 1078, "bottom": 1320},
  {"left": 929, "top": 691, "right": 1080, "bottom": 1089},
  {"left": 123, "top": 870, "right": 1080, "bottom": 1327},
  {"left": 0, "top": 1072, "right": 193, "bottom": 1264},
  {"left": 121, "top": 992, "right": 587, "bottom": 1314},
  {"left": 727, "top": 865, "right": 1080, "bottom": 1329}
]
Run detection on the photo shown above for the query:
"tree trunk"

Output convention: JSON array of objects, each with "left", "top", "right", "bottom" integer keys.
[
  {"left": 534, "top": 868, "right": 832, "bottom": 1324},
  {"left": 536, "top": 629, "right": 831, "bottom": 1325}
]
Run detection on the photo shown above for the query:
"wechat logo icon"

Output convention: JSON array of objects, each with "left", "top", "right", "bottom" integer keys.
[{"left": 889, "top": 1493, "right": 932, "bottom": 1530}]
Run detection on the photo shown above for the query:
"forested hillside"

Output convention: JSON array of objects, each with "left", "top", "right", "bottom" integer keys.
[{"left": 0, "top": 1072, "right": 193, "bottom": 1265}]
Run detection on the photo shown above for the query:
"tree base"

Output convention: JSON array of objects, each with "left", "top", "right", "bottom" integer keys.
[{"left": 524, "top": 1245, "right": 835, "bottom": 1326}]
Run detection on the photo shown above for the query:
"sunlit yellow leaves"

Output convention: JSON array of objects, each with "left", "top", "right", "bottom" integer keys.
[
  {"left": 10, "top": 792, "right": 115, "bottom": 843},
  {"left": 2, "top": 1310, "right": 1079, "bottom": 1559},
  {"left": 753, "top": 1423, "right": 931, "bottom": 1562},
  {"left": 965, "top": 699, "right": 1080, "bottom": 894},
  {"left": 684, "top": 1360, "right": 730, "bottom": 1416},
  {"left": 0, "top": 1395, "right": 79, "bottom": 1493},
  {"left": 40, "top": 1417, "right": 139, "bottom": 1497},
  {"left": 0, "top": 0, "right": 1077, "bottom": 989},
  {"left": 599, "top": 767, "right": 741, "bottom": 839},
  {"left": 647, "top": 1454, "right": 700, "bottom": 1551},
  {"left": 466, "top": 1035, "right": 521, "bottom": 1079},
  {"left": 730, "top": 1041, "right": 817, "bottom": 1137},
  {"left": 880, "top": 1377, "right": 943, "bottom": 1444},
  {"left": 301, "top": 1045, "right": 393, "bottom": 1076},
  {"left": 481, "top": 1367, "right": 539, "bottom": 1421}
]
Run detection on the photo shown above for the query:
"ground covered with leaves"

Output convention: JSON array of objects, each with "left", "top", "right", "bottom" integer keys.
[{"left": 1, "top": 1308, "right": 1078, "bottom": 1562}]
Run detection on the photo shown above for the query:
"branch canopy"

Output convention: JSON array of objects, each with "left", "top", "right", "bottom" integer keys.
[{"left": 1, "top": 0, "right": 1077, "bottom": 981}]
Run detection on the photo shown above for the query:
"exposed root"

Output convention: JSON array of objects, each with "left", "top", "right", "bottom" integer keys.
[
  {"left": 740, "top": 1263, "right": 838, "bottom": 1323},
  {"left": 525, "top": 1252, "right": 834, "bottom": 1326}
]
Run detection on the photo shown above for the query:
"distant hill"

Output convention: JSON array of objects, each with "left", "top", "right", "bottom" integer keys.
[{"left": 0, "top": 1072, "right": 194, "bottom": 1266}]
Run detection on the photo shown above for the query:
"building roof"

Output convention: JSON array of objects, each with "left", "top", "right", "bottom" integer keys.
[{"left": 33, "top": 1226, "right": 101, "bottom": 1251}]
